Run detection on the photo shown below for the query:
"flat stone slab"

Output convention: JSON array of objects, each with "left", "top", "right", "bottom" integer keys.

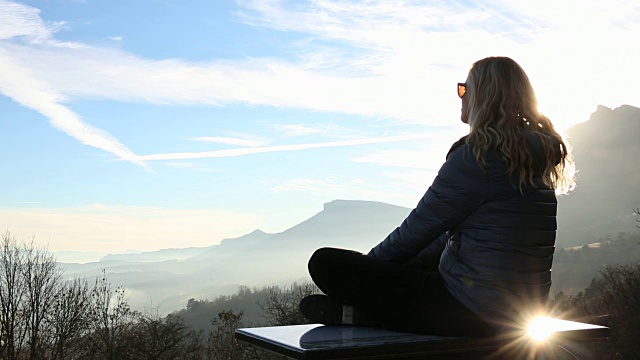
[{"left": 235, "top": 320, "right": 609, "bottom": 360}]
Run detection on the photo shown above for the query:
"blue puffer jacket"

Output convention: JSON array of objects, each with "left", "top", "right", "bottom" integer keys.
[{"left": 368, "top": 133, "right": 558, "bottom": 329}]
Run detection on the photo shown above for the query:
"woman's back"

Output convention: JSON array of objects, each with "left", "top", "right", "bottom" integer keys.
[{"left": 439, "top": 132, "right": 559, "bottom": 329}]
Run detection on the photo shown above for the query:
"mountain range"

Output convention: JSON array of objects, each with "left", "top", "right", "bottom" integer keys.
[
  {"left": 557, "top": 105, "right": 640, "bottom": 246},
  {"left": 57, "top": 104, "right": 640, "bottom": 314}
]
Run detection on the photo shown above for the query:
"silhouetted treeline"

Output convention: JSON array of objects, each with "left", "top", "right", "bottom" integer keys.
[
  {"left": 174, "top": 282, "right": 318, "bottom": 334},
  {"left": 1, "top": 230, "right": 317, "bottom": 359},
  {"left": 0, "top": 231, "right": 207, "bottom": 359},
  {"left": 549, "top": 263, "right": 640, "bottom": 359}
]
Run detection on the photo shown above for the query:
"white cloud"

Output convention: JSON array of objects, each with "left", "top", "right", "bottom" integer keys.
[
  {"left": 271, "top": 124, "right": 325, "bottom": 137},
  {"left": 136, "top": 133, "right": 439, "bottom": 160},
  {"left": 0, "top": 1, "right": 147, "bottom": 169},
  {"left": 190, "top": 136, "right": 266, "bottom": 147},
  {"left": 0, "top": 0, "right": 84, "bottom": 48},
  {"left": 0, "top": 0, "right": 50, "bottom": 41},
  {"left": 0, "top": 0, "right": 517, "bottom": 131},
  {"left": 1, "top": 0, "right": 638, "bottom": 166},
  {"left": 3, "top": 42, "right": 461, "bottom": 124},
  {"left": 352, "top": 149, "right": 432, "bottom": 170},
  {"left": 236, "top": 0, "right": 640, "bottom": 128},
  {"left": 0, "top": 48, "right": 148, "bottom": 170},
  {"left": 350, "top": 128, "right": 463, "bottom": 169}
]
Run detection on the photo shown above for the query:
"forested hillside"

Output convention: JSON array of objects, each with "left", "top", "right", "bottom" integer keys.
[{"left": 551, "top": 232, "right": 640, "bottom": 294}]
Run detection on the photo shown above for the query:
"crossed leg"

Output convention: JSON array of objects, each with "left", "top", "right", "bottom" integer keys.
[{"left": 307, "top": 247, "right": 495, "bottom": 336}]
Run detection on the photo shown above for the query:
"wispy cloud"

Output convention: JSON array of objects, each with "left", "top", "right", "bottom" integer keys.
[
  {"left": 0, "top": 0, "right": 495, "bottom": 132},
  {"left": 136, "top": 133, "right": 439, "bottom": 161},
  {"left": 237, "top": 0, "right": 495, "bottom": 46},
  {"left": 0, "top": 1, "right": 147, "bottom": 169},
  {"left": 236, "top": 0, "right": 640, "bottom": 127},
  {"left": 1, "top": 0, "right": 638, "bottom": 168},
  {"left": 271, "top": 124, "right": 325, "bottom": 137},
  {"left": 4, "top": 42, "right": 459, "bottom": 124},
  {"left": 350, "top": 130, "right": 462, "bottom": 169},
  {"left": 352, "top": 149, "right": 432, "bottom": 170},
  {"left": 0, "top": 0, "right": 50, "bottom": 42},
  {"left": 0, "top": 0, "right": 84, "bottom": 48},
  {"left": 0, "top": 48, "right": 149, "bottom": 170},
  {"left": 190, "top": 136, "right": 266, "bottom": 147}
]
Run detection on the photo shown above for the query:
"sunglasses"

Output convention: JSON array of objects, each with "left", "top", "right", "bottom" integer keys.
[{"left": 457, "top": 82, "right": 466, "bottom": 98}]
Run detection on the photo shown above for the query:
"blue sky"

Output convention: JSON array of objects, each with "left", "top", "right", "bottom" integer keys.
[{"left": 1, "top": 0, "right": 639, "bottom": 260}]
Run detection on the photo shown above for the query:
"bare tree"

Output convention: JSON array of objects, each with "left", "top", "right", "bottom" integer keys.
[
  {"left": 128, "top": 311, "right": 204, "bottom": 360},
  {"left": 47, "top": 277, "right": 92, "bottom": 360},
  {"left": 0, "top": 233, "right": 156, "bottom": 359},
  {"left": 554, "top": 264, "right": 640, "bottom": 358},
  {"left": 634, "top": 208, "right": 639, "bottom": 228},
  {"left": 21, "top": 240, "right": 62, "bottom": 359},
  {"left": 0, "top": 231, "right": 28, "bottom": 360},
  {"left": 80, "top": 270, "right": 137, "bottom": 360},
  {"left": 595, "top": 264, "right": 640, "bottom": 357},
  {"left": 258, "top": 282, "right": 319, "bottom": 326},
  {"left": 206, "top": 310, "right": 245, "bottom": 360}
]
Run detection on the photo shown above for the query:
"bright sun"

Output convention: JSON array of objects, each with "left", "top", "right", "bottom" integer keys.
[{"left": 527, "top": 317, "right": 555, "bottom": 341}]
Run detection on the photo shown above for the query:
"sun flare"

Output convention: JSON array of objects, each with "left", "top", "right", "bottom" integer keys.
[{"left": 527, "top": 316, "right": 555, "bottom": 341}]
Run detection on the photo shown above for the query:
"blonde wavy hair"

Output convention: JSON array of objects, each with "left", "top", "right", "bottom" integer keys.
[{"left": 464, "top": 57, "right": 575, "bottom": 194}]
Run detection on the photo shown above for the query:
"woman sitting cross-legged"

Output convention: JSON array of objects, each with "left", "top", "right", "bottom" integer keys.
[{"left": 299, "top": 56, "right": 576, "bottom": 336}]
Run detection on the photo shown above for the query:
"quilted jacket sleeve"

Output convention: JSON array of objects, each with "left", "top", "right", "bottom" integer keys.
[
  {"left": 403, "top": 233, "right": 447, "bottom": 271},
  {"left": 367, "top": 144, "right": 489, "bottom": 263}
]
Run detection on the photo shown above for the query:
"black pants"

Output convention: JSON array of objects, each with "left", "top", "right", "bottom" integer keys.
[{"left": 308, "top": 247, "right": 496, "bottom": 337}]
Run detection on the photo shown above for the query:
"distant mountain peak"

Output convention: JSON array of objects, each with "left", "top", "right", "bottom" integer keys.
[
  {"left": 613, "top": 104, "right": 640, "bottom": 118},
  {"left": 614, "top": 104, "right": 639, "bottom": 111},
  {"left": 558, "top": 103, "right": 640, "bottom": 247},
  {"left": 587, "top": 104, "right": 639, "bottom": 124},
  {"left": 588, "top": 105, "right": 613, "bottom": 123},
  {"left": 217, "top": 229, "right": 273, "bottom": 247}
]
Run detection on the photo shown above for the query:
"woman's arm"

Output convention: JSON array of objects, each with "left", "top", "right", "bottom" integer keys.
[
  {"left": 367, "top": 145, "right": 488, "bottom": 263},
  {"left": 403, "top": 233, "right": 448, "bottom": 271}
]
